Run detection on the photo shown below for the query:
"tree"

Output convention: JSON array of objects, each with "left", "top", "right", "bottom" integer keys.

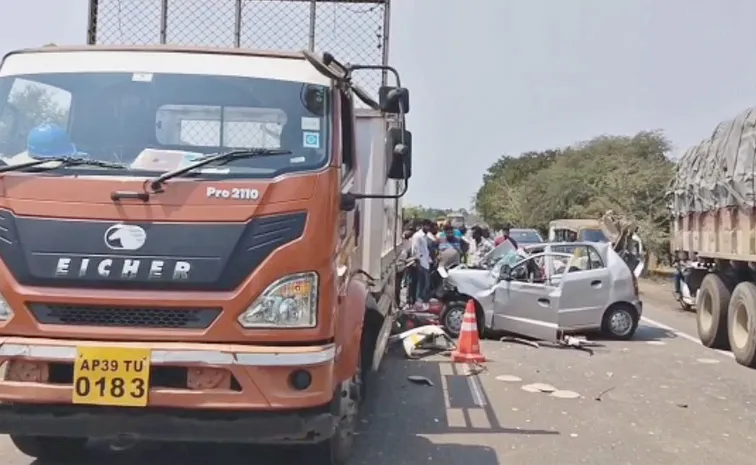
[
  {"left": 9, "top": 84, "right": 69, "bottom": 129},
  {"left": 474, "top": 131, "right": 675, "bottom": 257},
  {"left": 402, "top": 205, "right": 471, "bottom": 226}
]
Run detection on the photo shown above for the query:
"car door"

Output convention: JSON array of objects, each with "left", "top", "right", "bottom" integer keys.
[
  {"left": 491, "top": 253, "right": 563, "bottom": 342},
  {"left": 557, "top": 244, "right": 612, "bottom": 328}
]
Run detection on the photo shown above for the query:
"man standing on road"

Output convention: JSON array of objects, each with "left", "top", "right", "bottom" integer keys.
[
  {"left": 411, "top": 219, "right": 432, "bottom": 308},
  {"left": 395, "top": 230, "right": 413, "bottom": 306},
  {"left": 496, "top": 224, "right": 519, "bottom": 249},
  {"left": 472, "top": 225, "right": 495, "bottom": 265}
]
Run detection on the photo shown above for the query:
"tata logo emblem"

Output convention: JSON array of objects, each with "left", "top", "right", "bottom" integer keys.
[{"left": 104, "top": 224, "right": 147, "bottom": 251}]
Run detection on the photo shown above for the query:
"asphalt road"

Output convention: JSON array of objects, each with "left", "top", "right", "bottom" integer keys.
[{"left": 1, "top": 278, "right": 754, "bottom": 465}]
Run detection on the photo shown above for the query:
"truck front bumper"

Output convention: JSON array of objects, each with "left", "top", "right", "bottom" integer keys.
[
  {"left": 0, "top": 337, "right": 340, "bottom": 443},
  {"left": 0, "top": 402, "right": 337, "bottom": 443}
]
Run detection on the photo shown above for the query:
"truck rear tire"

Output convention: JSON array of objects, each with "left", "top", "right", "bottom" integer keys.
[
  {"left": 696, "top": 273, "right": 731, "bottom": 349},
  {"left": 727, "top": 282, "right": 756, "bottom": 367},
  {"left": 10, "top": 435, "right": 88, "bottom": 461}
]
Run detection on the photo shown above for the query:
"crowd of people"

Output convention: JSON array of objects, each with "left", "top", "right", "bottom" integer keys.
[{"left": 396, "top": 219, "right": 516, "bottom": 309}]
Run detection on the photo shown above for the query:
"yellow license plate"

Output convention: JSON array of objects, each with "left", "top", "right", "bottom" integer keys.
[{"left": 72, "top": 346, "right": 151, "bottom": 407}]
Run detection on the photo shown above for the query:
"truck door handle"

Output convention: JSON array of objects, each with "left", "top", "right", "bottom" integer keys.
[
  {"left": 537, "top": 298, "right": 550, "bottom": 306},
  {"left": 591, "top": 280, "right": 602, "bottom": 288}
]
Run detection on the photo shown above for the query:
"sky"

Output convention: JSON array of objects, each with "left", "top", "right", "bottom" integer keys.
[{"left": 4, "top": 0, "right": 756, "bottom": 210}]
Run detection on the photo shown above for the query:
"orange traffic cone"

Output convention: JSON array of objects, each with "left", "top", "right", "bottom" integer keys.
[{"left": 451, "top": 300, "right": 486, "bottom": 363}]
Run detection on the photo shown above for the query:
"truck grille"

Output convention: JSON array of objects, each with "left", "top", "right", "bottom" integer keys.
[{"left": 28, "top": 304, "right": 221, "bottom": 329}]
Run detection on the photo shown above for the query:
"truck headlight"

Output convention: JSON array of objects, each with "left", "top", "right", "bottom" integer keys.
[
  {"left": 237, "top": 272, "right": 318, "bottom": 328},
  {"left": 0, "top": 294, "right": 13, "bottom": 321}
]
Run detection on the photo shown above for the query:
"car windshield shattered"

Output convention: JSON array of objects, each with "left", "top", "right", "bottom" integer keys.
[{"left": 0, "top": 72, "right": 330, "bottom": 178}]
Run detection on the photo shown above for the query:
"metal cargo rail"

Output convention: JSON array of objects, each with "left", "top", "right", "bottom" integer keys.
[{"left": 85, "top": 0, "right": 391, "bottom": 97}]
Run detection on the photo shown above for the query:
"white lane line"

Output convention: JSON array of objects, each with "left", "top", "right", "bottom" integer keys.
[
  {"left": 465, "top": 363, "right": 487, "bottom": 407},
  {"left": 640, "top": 316, "right": 734, "bottom": 358}
]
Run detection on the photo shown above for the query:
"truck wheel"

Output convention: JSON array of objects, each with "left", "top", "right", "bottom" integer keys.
[
  {"left": 727, "top": 282, "right": 756, "bottom": 367},
  {"left": 312, "top": 335, "right": 368, "bottom": 465},
  {"left": 10, "top": 435, "right": 88, "bottom": 461},
  {"left": 696, "top": 274, "right": 731, "bottom": 349}
]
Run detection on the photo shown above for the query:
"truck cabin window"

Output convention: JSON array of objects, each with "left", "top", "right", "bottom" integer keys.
[{"left": 0, "top": 73, "right": 330, "bottom": 178}]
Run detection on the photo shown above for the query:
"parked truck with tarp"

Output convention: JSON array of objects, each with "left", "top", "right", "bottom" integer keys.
[{"left": 670, "top": 106, "right": 756, "bottom": 368}]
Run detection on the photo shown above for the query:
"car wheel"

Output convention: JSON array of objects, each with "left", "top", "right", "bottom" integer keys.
[
  {"left": 11, "top": 435, "right": 88, "bottom": 461},
  {"left": 601, "top": 304, "right": 639, "bottom": 340},
  {"left": 440, "top": 302, "right": 466, "bottom": 338}
]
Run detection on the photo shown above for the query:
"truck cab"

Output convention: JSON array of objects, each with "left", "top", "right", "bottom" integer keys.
[{"left": 0, "top": 45, "right": 411, "bottom": 464}]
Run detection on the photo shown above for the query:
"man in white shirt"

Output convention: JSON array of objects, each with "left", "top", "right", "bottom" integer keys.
[{"left": 410, "top": 219, "right": 433, "bottom": 306}]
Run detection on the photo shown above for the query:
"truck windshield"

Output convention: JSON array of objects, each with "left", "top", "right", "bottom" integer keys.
[
  {"left": 0, "top": 72, "right": 330, "bottom": 178},
  {"left": 581, "top": 228, "right": 609, "bottom": 242}
]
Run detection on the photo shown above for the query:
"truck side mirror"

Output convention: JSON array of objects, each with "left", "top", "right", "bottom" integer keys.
[
  {"left": 386, "top": 127, "right": 412, "bottom": 180},
  {"left": 379, "top": 86, "right": 410, "bottom": 115}
]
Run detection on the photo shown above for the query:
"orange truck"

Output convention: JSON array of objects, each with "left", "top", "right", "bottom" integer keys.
[{"left": 0, "top": 1, "right": 411, "bottom": 463}]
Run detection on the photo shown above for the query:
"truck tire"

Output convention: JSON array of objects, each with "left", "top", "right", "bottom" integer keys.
[
  {"left": 10, "top": 435, "right": 88, "bottom": 461},
  {"left": 696, "top": 273, "right": 731, "bottom": 349},
  {"left": 727, "top": 282, "right": 756, "bottom": 367},
  {"left": 311, "top": 314, "right": 375, "bottom": 465},
  {"left": 312, "top": 359, "right": 361, "bottom": 465}
]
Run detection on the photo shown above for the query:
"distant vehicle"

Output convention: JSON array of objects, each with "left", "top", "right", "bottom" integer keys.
[
  {"left": 548, "top": 219, "right": 609, "bottom": 243},
  {"left": 440, "top": 241, "right": 642, "bottom": 340},
  {"left": 508, "top": 228, "right": 544, "bottom": 246},
  {"left": 548, "top": 216, "right": 645, "bottom": 278},
  {"left": 446, "top": 212, "right": 465, "bottom": 229}
]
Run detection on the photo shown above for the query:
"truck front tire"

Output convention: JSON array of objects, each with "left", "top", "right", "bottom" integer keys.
[
  {"left": 312, "top": 305, "right": 381, "bottom": 465},
  {"left": 10, "top": 435, "right": 88, "bottom": 461},
  {"left": 696, "top": 273, "right": 731, "bottom": 349},
  {"left": 312, "top": 352, "right": 363, "bottom": 465},
  {"left": 727, "top": 282, "right": 756, "bottom": 367}
]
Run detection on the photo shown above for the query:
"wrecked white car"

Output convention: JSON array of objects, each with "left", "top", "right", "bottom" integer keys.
[{"left": 443, "top": 241, "right": 643, "bottom": 341}]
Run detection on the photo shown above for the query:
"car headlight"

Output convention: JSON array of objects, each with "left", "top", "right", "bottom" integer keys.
[
  {"left": 237, "top": 272, "right": 318, "bottom": 328},
  {"left": 0, "top": 293, "right": 13, "bottom": 322}
]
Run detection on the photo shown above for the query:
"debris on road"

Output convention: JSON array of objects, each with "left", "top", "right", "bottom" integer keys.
[
  {"left": 495, "top": 374, "right": 523, "bottom": 383},
  {"left": 500, "top": 336, "right": 540, "bottom": 348},
  {"left": 528, "top": 383, "right": 557, "bottom": 393},
  {"left": 594, "top": 386, "right": 616, "bottom": 401},
  {"left": 407, "top": 375, "right": 434, "bottom": 386},
  {"left": 551, "top": 390, "right": 581, "bottom": 399},
  {"left": 521, "top": 384, "right": 543, "bottom": 393},
  {"left": 464, "top": 363, "right": 488, "bottom": 376},
  {"left": 392, "top": 325, "right": 456, "bottom": 358}
]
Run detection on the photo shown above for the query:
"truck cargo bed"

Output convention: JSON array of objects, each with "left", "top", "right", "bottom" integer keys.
[{"left": 673, "top": 208, "right": 756, "bottom": 262}]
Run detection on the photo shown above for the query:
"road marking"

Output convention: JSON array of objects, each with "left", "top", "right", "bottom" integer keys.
[
  {"left": 465, "top": 364, "right": 487, "bottom": 407},
  {"left": 640, "top": 316, "right": 734, "bottom": 358}
]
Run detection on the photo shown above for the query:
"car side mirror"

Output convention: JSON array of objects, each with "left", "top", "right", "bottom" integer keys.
[
  {"left": 379, "top": 86, "right": 410, "bottom": 115},
  {"left": 386, "top": 127, "right": 412, "bottom": 180}
]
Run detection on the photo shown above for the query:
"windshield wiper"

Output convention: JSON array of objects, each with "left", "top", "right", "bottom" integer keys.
[
  {"left": 0, "top": 156, "right": 126, "bottom": 173},
  {"left": 148, "top": 148, "right": 292, "bottom": 193}
]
